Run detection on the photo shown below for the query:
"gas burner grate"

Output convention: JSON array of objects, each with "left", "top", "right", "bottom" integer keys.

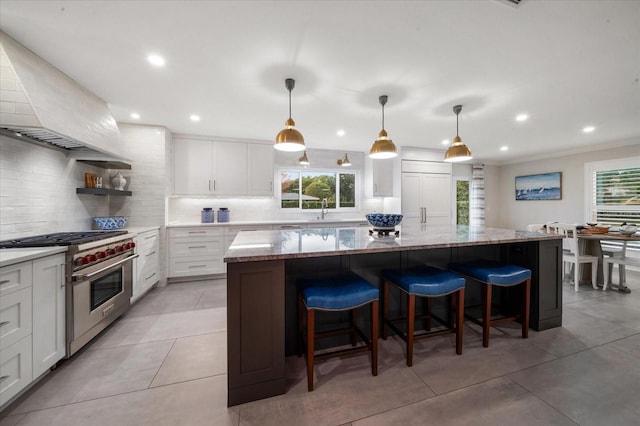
[{"left": 0, "top": 230, "right": 127, "bottom": 248}]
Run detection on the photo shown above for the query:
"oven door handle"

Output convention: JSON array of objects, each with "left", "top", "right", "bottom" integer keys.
[{"left": 73, "top": 254, "right": 139, "bottom": 279}]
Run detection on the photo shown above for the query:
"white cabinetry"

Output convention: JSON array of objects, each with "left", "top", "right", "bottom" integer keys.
[
  {"left": 402, "top": 160, "right": 452, "bottom": 227},
  {"left": 174, "top": 138, "right": 273, "bottom": 196},
  {"left": 0, "top": 252, "right": 65, "bottom": 408},
  {"left": 372, "top": 159, "right": 393, "bottom": 197},
  {"left": 132, "top": 229, "right": 160, "bottom": 303},
  {"left": 32, "top": 254, "right": 65, "bottom": 379},
  {"left": 169, "top": 228, "right": 225, "bottom": 278},
  {"left": 248, "top": 143, "right": 274, "bottom": 195}
]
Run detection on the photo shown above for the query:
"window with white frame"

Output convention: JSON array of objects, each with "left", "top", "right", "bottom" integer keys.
[
  {"left": 453, "top": 177, "right": 470, "bottom": 225},
  {"left": 280, "top": 170, "right": 357, "bottom": 210},
  {"left": 585, "top": 157, "right": 640, "bottom": 226}
]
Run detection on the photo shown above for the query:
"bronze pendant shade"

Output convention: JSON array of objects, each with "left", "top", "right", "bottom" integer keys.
[
  {"left": 444, "top": 105, "right": 472, "bottom": 162},
  {"left": 275, "top": 78, "right": 306, "bottom": 152},
  {"left": 369, "top": 95, "right": 398, "bottom": 159}
]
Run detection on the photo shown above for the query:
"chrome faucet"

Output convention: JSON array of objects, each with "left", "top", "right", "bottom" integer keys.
[{"left": 320, "top": 198, "right": 328, "bottom": 220}]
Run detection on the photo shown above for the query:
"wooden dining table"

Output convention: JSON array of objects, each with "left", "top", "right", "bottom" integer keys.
[{"left": 578, "top": 231, "right": 640, "bottom": 293}]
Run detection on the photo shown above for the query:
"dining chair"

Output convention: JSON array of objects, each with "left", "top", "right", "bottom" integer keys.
[
  {"left": 527, "top": 224, "right": 545, "bottom": 232},
  {"left": 546, "top": 223, "right": 598, "bottom": 291}
]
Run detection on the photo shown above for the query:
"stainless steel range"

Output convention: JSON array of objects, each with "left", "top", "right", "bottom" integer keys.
[{"left": 0, "top": 231, "right": 138, "bottom": 356}]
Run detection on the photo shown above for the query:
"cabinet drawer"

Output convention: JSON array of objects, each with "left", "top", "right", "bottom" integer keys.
[
  {"left": 0, "top": 336, "right": 33, "bottom": 406},
  {"left": 169, "top": 228, "right": 223, "bottom": 239},
  {"left": 170, "top": 238, "right": 224, "bottom": 258},
  {"left": 139, "top": 233, "right": 159, "bottom": 253},
  {"left": 0, "top": 262, "right": 33, "bottom": 297},
  {"left": 224, "top": 225, "right": 271, "bottom": 239},
  {"left": 169, "top": 256, "right": 225, "bottom": 277},
  {"left": 0, "top": 287, "right": 32, "bottom": 351}
]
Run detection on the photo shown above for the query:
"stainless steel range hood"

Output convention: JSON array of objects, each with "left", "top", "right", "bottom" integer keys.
[{"left": 0, "top": 31, "right": 127, "bottom": 161}]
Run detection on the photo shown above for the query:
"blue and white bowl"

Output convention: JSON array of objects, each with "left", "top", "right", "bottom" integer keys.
[
  {"left": 366, "top": 213, "right": 403, "bottom": 230},
  {"left": 93, "top": 216, "right": 127, "bottom": 230}
]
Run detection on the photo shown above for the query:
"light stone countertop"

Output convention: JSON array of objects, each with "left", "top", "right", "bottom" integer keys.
[
  {"left": 126, "top": 226, "right": 161, "bottom": 234},
  {"left": 223, "top": 225, "right": 562, "bottom": 263},
  {"left": 166, "top": 218, "right": 368, "bottom": 228},
  {"left": 0, "top": 247, "right": 68, "bottom": 268}
]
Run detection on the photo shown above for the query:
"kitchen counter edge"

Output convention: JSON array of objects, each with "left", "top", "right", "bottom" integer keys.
[{"left": 0, "top": 246, "right": 68, "bottom": 268}]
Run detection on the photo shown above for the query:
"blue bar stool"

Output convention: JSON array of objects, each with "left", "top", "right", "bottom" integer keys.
[
  {"left": 448, "top": 260, "right": 531, "bottom": 348},
  {"left": 382, "top": 266, "right": 465, "bottom": 366},
  {"left": 297, "top": 273, "right": 379, "bottom": 391}
]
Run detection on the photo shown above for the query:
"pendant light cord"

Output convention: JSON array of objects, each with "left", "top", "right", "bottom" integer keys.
[
  {"left": 288, "top": 88, "right": 292, "bottom": 119},
  {"left": 381, "top": 103, "right": 385, "bottom": 130},
  {"left": 456, "top": 112, "right": 459, "bottom": 137}
]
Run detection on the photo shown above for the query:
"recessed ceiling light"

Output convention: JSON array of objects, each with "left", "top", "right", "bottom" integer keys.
[
  {"left": 583, "top": 126, "right": 596, "bottom": 133},
  {"left": 336, "top": 129, "right": 345, "bottom": 137},
  {"left": 147, "top": 54, "right": 166, "bottom": 67},
  {"left": 500, "top": 146, "right": 509, "bottom": 151},
  {"left": 516, "top": 114, "right": 528, "bottom": 122},
  {"left": 130, "top": 112, "right": 140, "bottom": 120},
  {"left": 190, "top": 114, "right": 200, "bottom": 122},
  {"left": 441, "top": 139, "right": 450, "bottom": 145}
]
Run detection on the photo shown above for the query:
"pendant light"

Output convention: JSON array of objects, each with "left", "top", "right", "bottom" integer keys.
[
  {"left": 444, "top": 105, "right": 472, "bottom": 162},
  {"left": 298, "top": 151, "right": 310, "bottom": 165},
  {"left": 337, "top": 153, "right": 351, "bottom": 167},
  {"left": 369, "top": 95, "right": 398, "bottom": 159},
  {"left": 275, "top": 78, "right": 305, "bottom": 152}
]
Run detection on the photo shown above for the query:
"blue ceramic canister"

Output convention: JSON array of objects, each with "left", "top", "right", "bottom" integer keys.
[
  {"left": 201, "top": 207, "right": 214, "bottom": 223},
  {"left": 217, "top": 207, "right": 230, "bottom": 223}
]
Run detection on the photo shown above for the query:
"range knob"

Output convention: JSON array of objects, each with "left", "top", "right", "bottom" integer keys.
[
  {"left": 89, "top": 254, "right": 97, "bottom": 262},
  {"left": 116, "top": 245, "right": 124, "bottom": 252},
  {"left": 130, "top": 242, "right": 136, "bottom": 248},
  {"left": 124, "top": 243, "right": 132, "bottom": 250},
  {"left": 108, "top": 248, "right": 116, "bottom": 255},
  {"left": 97, "top": 251, "right": 107, "bottom": 259}
]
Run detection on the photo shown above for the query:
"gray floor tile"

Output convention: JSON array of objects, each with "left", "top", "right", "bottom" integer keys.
[
  {"left": 509, "top": 345, "right": 640, "bottom": 426},
  {"left": 237, "top": 339, "right": 434, "bottom": 426},
  {"left": 10, "top": 376, "right": 239, "bottom": 426},
  {"left": 352, "top": 377, "right": 576, "bottom": 426},
  {"left": 608, "top": 333, "right": 640, "bottom": 359},
  {"left": 90, "top": 307, "right": 226, "bottom": 349},
  {"left": 0, "top": 413, "right": 26, "bottom": 426},
  {"left": 151, "top": 331, "right": 227, "bottom": 387},
  {"left": 8, "top": 340, "right": 174, "bottom": 415},
  {"left": 565, "top": 297, "right": 640, "bottom": 332},
  {"left": 128, "top": 280, "right": 222, "bottom": 317},
  {"left": 407, "top": 327, "right": 556, "bottom": 395},
  {"left": 194, "top": 280, "right": 227, "bottom": 309}
]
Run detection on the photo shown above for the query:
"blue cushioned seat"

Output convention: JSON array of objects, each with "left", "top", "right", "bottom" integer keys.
[
  {"left": 297, "top": 273, "right": 379, "bottom": 391},
  {"left": 299, "top": 273, "right": 379, "bottom": 310},
  {"left": 448, "top": 260, "right": 531, "bottom": 348},
  {"left": 383, "top": 266, "right": 465, "bottom": 296},
  {"left": 448, "top": 260, "right": 531, "bottom": 286},
  {"left": 382, "top": 265, "right": 465, "bottom": 365}
]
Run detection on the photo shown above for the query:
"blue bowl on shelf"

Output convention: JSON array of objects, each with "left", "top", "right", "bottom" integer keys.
[
  {"left": 93, "top": 216, "right": 127, "bottom": 230},
  {"left": 365, "top": 213, "right": 403, "bottom": 229}
]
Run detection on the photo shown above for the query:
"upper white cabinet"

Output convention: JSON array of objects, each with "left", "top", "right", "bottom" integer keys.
[
  {"left": 248, "top": 143, "right": 274, "bottom": 195},
  {"left": 372, "top": 159, "right": 393, "bottom": 197},
  {"left": 401, "top": 160, "right": 452, "bottom": 227},
  {"left": 174, "top": 138, "right": 273, "bottom": 196}
]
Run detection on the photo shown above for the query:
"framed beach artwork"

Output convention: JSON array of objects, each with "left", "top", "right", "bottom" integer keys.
[{"left": 515, "top": 172, "right": 562, "bottom": 200}]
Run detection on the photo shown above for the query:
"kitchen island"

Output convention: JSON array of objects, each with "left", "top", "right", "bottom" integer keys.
[{"left": 224, "top": 225, "right": 563, "bottom": 406}]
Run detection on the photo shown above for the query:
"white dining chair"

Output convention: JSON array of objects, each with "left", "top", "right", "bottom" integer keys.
[{"left": 547, "top": 223, "right": 598, "bottom": 291}]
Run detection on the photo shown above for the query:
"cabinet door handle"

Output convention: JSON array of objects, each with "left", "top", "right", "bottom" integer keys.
[
  {"left": 189, "top": 264, "right": 207, "bottom": 268},
  {"left": 0, "top": 375, "right": 9, "bottom": 383},
  {"left": 0, "top": 279, "right": 10, "bottom": 285},
  {"left": 187, "top": 231, "right": 207, "bottom": 234},
  {"left": 213, "top": 180, "right": 216, "bottom": 191},
  {"left": 270, "top": 181, "right": 273, "bottom": 192},
  {"left": 145, "top": 272, "right": 157, "bottom": 280},
  {"left": 147, "top": 250, "right": 157, "bottom": 256},
  {"left": 209, "top": 180, "right": 212, "bottom": 191},
  {"left": 188, "top": 245, "right": 207, "bottom": 249},
  {"left": 0, "top": 321, "right": 10, "bottom": 328},
  {"left": 374, "top": 183, "right": 378, "bottom": 193},
  {"left": 144, "top": 235, "right": 156, "bottom": 240}
]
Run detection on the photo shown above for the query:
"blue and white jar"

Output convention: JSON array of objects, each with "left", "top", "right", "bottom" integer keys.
[
  {"left": 217, "top": 208, "right": 229, "bottom": 223},
  {"left": 201, "top": 208, "right": 214, "bottom": 223}
]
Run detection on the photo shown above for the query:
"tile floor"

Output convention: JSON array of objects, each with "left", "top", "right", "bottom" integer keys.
[{"left": 2, "top": 273, "right": 640, "bottom": 426}]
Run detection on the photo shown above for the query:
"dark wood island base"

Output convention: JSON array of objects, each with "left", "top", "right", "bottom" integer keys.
[{"left": 225, "top": 226, "right": 563, "bottom": 406}]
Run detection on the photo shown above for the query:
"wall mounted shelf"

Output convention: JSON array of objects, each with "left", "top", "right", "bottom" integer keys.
[
  {"left": 76, "top": 188, "right": 132, "bottom": 196},
  {"left": 77, "top": 160, "right": 132, "bottom": 170}
]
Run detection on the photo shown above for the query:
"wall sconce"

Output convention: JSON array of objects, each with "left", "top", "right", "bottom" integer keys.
[{"left": 337, "top": 153, "right": 351, "bottom": 167}]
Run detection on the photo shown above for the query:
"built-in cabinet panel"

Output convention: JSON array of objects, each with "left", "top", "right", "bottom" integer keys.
[
  {"left": 174, "top": 138, "right": 273, "bottom": 196},
  {"left": 0, "top": 253, "right": 65, "bottom": 409},
  {"left": 132, "top": 229, "right": 160, "bottom": 303},
  {"left": 402, "top": 160, "right": 452, "bottom": 227},
  {"left": 168, "top": 228, "right": 225, "bottom": 277},
  {"left": 372, "top": 159, "right": 393, "bottom": 197},
  {"left": 32, "top": 254, "right": 65, "bottom": 378}
]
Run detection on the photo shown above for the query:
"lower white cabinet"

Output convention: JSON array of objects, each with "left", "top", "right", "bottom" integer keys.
[
  {"left": 32, "top": 254, "right": 65, "bottom": 379},
  {"left": 0, "top": 252, "right": 65, "bottom": 408},
  {"left": 132, "top": 229, "right": 160, "bottom": 303},
  {"left": 168, "top": 227, "right": 225, "bottom": 278}
]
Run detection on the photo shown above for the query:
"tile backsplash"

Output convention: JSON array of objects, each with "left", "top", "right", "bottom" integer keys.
[{"left": 0, "top": 134, "right": 108, "bottom": 239}]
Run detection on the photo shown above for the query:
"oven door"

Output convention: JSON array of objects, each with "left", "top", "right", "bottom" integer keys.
[{"left": 69, "top": 253, "right": 137, "bottom": 352}]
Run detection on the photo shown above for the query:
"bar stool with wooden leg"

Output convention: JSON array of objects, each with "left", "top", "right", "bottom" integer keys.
[
  {"left": 297, "top": 273, "right": 379, "bottom": 391},
  {"left": 448, "top": 260, "right": 531, "bottom": 348},
  {"left": 382, "top": 265, "right": 465, "bottom": 366}
]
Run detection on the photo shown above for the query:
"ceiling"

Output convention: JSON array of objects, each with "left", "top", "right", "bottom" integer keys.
[{"left": 1, "top": 0, "right": 639, "bottom": 164}]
